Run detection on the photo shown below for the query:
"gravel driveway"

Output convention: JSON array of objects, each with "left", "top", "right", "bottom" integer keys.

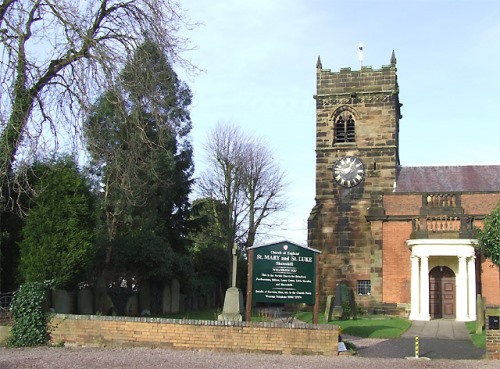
[{"left": 0, "top": 347, "right": 498, "bottom": 369}]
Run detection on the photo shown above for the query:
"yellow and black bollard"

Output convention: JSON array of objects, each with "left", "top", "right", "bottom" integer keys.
[{"left": 415, "top": 335, "right": 419, "bottom": 359}]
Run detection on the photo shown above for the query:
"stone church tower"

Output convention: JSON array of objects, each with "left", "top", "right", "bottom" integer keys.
[{"left": 308, "top": 52, "right": 402, "bottom": 307}]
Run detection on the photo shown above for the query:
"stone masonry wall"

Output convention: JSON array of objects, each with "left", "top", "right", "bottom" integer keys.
[
  {"left": 50, "top": 314, "right": 339, "bottom": 356},
  {"left": 309, "top": 61, "right": 400, "bottom": 307}
]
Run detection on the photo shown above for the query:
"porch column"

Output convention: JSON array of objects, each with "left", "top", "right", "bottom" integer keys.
[
  {"left": 419, "top": 256, "right": 430, "bottom": 320},
  {"left": 456, "top": 256, "right": 468, "bottom": 321},
  {"left": 409, "top": 255, "right": 420, "bottom": 320},
  {"left": 467, "top": 256, "right": 477, "bottom": 321}
]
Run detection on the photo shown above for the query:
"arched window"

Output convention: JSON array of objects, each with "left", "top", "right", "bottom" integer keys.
[{"left": 334, "top": 113, "right": 356, "bottom": 143}]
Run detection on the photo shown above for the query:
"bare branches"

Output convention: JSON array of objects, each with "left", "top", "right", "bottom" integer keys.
[
  {"left": 0, "top": 0, "right": 195, "bottom": 211},
  {"left": 198, "top": 121, "right": 288, "bottom": 251}
]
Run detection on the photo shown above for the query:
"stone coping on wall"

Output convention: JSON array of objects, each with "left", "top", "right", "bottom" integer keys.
[{"left": 50, "top": 313, "right": 336, "bottom": 330}]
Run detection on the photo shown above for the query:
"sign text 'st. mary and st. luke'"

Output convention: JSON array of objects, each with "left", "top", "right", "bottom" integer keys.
[{"left": 252, "top": 243, "right": 317, "bottom": 304}]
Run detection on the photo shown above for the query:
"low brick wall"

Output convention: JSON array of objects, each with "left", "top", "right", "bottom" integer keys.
[
  {"left": 486, "top": 308, "right": 500, "bottom": 360},
  {"left": 50, "top": 314, "right": 338, "bottom": 356}
]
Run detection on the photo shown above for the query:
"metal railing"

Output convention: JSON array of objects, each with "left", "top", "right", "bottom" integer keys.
[{"left": 0, "top": 291, "right": 14, "bottom": 324}]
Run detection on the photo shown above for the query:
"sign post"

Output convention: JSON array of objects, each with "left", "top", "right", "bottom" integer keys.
[{"left": 246, "top": 241, "right": 321, "bottom": 322}]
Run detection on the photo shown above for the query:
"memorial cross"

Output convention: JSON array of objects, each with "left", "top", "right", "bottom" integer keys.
[{"left": 231, "top": 244, "right": 237, "bottom": 287}]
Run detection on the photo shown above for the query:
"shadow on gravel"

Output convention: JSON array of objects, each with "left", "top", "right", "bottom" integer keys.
[{"left": 357, "top": 337, "right": 485, "bottom": 360}]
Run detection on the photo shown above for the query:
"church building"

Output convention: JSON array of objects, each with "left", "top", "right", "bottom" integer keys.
[{"left": 307, "top": 52, "right": 500, "bottom": 321}]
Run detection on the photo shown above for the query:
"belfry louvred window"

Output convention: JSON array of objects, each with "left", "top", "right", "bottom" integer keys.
[{"left": 335, "top": 114, "right": 355, "bottom": 143}]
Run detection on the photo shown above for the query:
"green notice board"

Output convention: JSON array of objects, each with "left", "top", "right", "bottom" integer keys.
[{"left": 250, "top": 241, "right": 319, "bottom": 304}]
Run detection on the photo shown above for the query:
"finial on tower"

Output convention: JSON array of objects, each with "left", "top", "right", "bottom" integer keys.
[
  {"left": 358, "top": 43, "right": 364, "bottom": 68},
  {"left": 316, "top": 55, "right": 322, "bottom": 69},
  {"left": 390, "top": 50, "right": 397, "bottom": 66}
]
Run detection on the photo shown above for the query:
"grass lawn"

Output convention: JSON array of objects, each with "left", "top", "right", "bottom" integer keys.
[
  {"left": 465, "top": 321, "right": 486, "bottom": 348},
  {"left": 164, "top": 310, "right": 485, "bottom": 346},
  {"left": 294, "top": 312, "right": 411, "bottom": 339},
  {"left": 163, "top": 309, "right": 411, "bottom": 338}
]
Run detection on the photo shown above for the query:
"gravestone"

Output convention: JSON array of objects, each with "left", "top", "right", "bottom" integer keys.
[
  {"left": 77, "top": 288, "right": 94, "bottom": 315},
  {"left": 179, "top": 293, "right": 186, "bottom": 313},
  {"left": 324, "top": 295, "right": 334, "bottom": 322},
  {"left": 52, "top": 289, "right": 76, "bottom": 314},
  {"left": 126, "top": 294, "right": 139, "bottom": 316},
  {"left": 139, "top": 280, "right": 151, "bottom": 316},
  {"left": 171, "top": 279, "right": 180, "bottom": 314},
  {"left": 94, "top": 277, "right": 114, "bottom": 314},
  {"left": 191, "top": 292, "right": 199, "bottom": 310},
  {"left": 162, "top": 284, "right": 171, "bottom": 314},
  {"left": 332, "top": 284, "right": 344, "bottom": 319}
]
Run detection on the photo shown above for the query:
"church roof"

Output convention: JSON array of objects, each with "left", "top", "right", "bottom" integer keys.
[{"left": 394, "top": 165, "right": 500, "bottom": 193}]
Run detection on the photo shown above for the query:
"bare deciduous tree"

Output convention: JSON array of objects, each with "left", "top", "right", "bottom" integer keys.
[
  {"left": 198, "top": 122, "right": 287, "bottom": 281},
  {"left": 0, "top": 0, "right": 194, "bottom": 211},
  {"left": 242, "top": 136, "right": 287, "bottom": 249}
]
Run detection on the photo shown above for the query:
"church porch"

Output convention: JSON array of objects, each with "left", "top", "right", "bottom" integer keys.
[{"left": 406, "top": 239, "right": 477, "bottom": 322}]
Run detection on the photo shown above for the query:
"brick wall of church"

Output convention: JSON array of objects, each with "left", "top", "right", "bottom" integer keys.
[
  {"left": 476, "top": 216, "right": 500, "bottom": 307},
  {"left": 382, "top": 221, "right": 412, "bottom": 303},
  {"left": 481, "top": 258, "right": 500, "bottom": 306},
  {"left": 380, "top": 192, "right": 500, "bottom": 307},
  {"left": 462, "top": 193, "right": 500, "bottom": 214},
  {"left": 383, "top": 194, "right": 421, "bottom": 215},
  {"left": 464, "top": 194, "right": 500, "bottom": 307}
]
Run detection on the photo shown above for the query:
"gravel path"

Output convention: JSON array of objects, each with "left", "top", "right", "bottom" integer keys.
[{"left": 0, "top": 347, "right": 498, "bottom": 369}]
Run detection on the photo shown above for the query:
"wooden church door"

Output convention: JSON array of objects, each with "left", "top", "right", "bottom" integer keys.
[{"left": 429, "top": 266, "right": 455, "bottom": 319}]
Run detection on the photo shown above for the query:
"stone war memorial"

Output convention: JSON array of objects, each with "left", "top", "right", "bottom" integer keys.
[
  {"left": 246, "top": 241, "right": 321, "bottom": 323},
  {"left": 218, "top": 244, "right": 245, "bottom": 321}
]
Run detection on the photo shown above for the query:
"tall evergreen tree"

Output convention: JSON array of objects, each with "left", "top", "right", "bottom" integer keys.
[
  {"left": 85, "top": 40, "right": 194, "bottom": 284},
  {"left": 19, "top": 157, "right": 96, "bottom": 289}
]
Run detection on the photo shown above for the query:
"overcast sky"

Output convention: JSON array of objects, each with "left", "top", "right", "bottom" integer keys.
[{"left": 177, "top": 0, "right": 500, "bottom": 245}]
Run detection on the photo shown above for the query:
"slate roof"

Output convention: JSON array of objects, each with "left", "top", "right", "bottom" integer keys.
[{"left": 394, "top": 165, "right": 500, "bottom": 193}]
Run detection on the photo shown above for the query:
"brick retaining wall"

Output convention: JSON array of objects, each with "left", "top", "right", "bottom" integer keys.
[
  {"left": 486, "top": 308, "right": 500, "bottom": 360},
  {"left": 50, "top": 314, "right": 339, "bottom": 356}
]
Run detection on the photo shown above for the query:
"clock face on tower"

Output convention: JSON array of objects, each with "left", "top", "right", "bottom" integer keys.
[{"left": 333, "top": 156, "right": 365, "bottom": 188}]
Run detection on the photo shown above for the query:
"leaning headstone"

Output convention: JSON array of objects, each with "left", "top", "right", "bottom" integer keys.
[
  {"left": 77, "top": 288, "right": 94, "bottom": 315},
  {"left": 476, "top": 294, "right": 485, "bottom": 334},
  {"left": 171, "top": 279, "right": 180, "bottom": 314},
  {"left": 324, "top": 295, "right": 334, "bottom": 322},
  {"left": 162, "top": 284, "right": 171, "bottom": 314}
]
